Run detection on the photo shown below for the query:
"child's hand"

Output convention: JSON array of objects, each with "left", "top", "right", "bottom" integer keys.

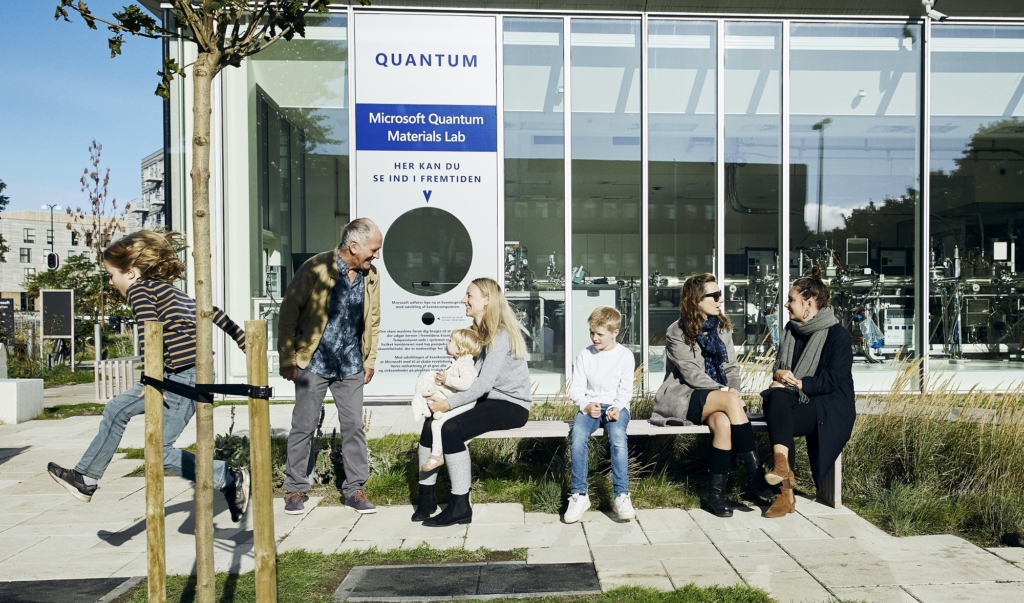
[
  {"left": 606, "top": 407, "right": 620, "bottom": 421},
  {"left": 584, "top": 402, "right": 601, "bottom": 418},
  {"left": 434, "top": 372, "right": 446, "bottom": 384}
]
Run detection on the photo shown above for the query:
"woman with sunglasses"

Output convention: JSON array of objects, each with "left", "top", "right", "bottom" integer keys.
[{"left": 651, "top": 273, "right": 769, "bottom": 517}]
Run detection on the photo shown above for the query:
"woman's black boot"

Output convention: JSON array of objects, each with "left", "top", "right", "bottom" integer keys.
[
  {"left": 737, "top": 450, "right": 778, "bottom": 500},
  {"left": 411, "top": 484, "right": 437, "bottom": 522},
  {"left": 423, "top": 492, "right": 473, "bottom": 526},
  {"left": 706, "top": 474, "right": 733, "bottom": 517}
]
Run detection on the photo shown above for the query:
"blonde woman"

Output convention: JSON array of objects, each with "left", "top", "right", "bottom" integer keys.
[{"left": 414, "top": 278, "right": 532, "bottom": 527}]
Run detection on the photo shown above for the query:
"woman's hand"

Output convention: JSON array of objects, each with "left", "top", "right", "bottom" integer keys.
[
  {"left": 426, "top": 395, "right": 450, "bottom": 413},
  {"left": 774, "top": 369, "right": 799, "bottom": 386},
  {"left": 769, "top": 380, "right": 787, "bottom": 388}
]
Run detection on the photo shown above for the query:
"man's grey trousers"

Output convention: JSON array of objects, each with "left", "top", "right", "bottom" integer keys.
[{"left": 284, "top": 368, "right": 368, "bottom": 498}]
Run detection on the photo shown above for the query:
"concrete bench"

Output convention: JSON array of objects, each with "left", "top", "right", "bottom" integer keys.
[{"left": 475, "top": 418, "right": 842, "bottom": 508}]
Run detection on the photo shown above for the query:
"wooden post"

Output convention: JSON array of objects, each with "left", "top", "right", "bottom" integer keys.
[
  {"left": 94, "top": 323, "right": 102, "bottom": 402},
  {"left": 246, "top": 320, "right": 277, "bottom": 602},
  {"left": 144, "top": 322, "right": 166, "bottom": 603}
]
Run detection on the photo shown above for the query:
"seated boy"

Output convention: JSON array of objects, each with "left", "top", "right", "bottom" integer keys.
[{"left": 564, "top": 306, "right": 636, "bottom": 523}]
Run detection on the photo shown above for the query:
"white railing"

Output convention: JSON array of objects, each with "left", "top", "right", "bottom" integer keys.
[{"left": 94, "top": 356, "right": 142, "bottom": 402}]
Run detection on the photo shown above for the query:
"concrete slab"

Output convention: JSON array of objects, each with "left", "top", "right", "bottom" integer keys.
[
  {"left": 741, "top": 569, "right": 832, "bottom": 603},
  {"left": 347, "top": 509, "right": 467, "bottom": 542},
  {"left": 278, "top": 529, "right": 348, "bottom": 554},
  {"left": 726, "top": 554, "right": 804, "bottom": 574},
  {"left": 296, "top": 505, "right": 361, "bottom": 531},
  {"left": 584, "top": 517, "right": 650, "bottom": 547},
  {"left": 525, "top": 512, "right": 561, "bottom": 524},
  {"left": 528, "top": 546, "right": 592, "bottom": 564},
  {"left": 804, "top": 513, "right": 891, "bottom": 539},
  {"left": 831, "top": 585, "right": 919, "bottom": 603},
  {"left": 782, "top": 534, "right": 1024, "bottom": 588},
  {"left": 465, "top": 522, "right": 587, "bottom": 550},
  {"left": 905, "top": 581, "right": 1024, "bottom": 603},
  {"left": 635, "top": 508, "right": 702, "bottom": 532},
  {"left": 591, "top": 543, "right": 723, "bottom": 563},
  {"left": 987, "top": 546, "right": 1024, "bottom": 564},
  {"left": 705, "top": 528, "right": 772, "bottom": 543},
  {"left": 644, "top": 530, "right": 712, "bottom": 545},
  {"left": 662, "top": 554, "right": 743, "bottom": 589},
  {"left": 470, "top": 502, "right": 525, "bottom": 525}
]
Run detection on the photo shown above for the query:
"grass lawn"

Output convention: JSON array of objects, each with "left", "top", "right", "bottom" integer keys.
[
  {"left": 115, "top": 548, "right": 776, "bottom": 603},
  {"left": 39, "top": 403, "right": 106, "bottom": 420}
]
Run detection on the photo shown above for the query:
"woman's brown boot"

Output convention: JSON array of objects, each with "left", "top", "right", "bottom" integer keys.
[
  {"left": 764, "top": 480, "right": 796, "bottom": 518},
  {"left": 764, "top": 451, "right": 794, "bottom": 486}
]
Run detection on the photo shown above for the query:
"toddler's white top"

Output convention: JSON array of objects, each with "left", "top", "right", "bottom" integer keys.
[
  {"left": 568, "top": 344, "right": 635, "bottom": 411},
  {"left": 442, "top": 354, "right": 477, "bottom": 392}
]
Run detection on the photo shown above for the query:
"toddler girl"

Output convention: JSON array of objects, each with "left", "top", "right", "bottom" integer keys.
[{"left": 420, "top": 328, "right": 482, "bottom": 471}]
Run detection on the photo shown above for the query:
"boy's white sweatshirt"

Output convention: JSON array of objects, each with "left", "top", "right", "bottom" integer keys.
[{"left": 568, "top": 344, "right": 635, "bottom": 411}]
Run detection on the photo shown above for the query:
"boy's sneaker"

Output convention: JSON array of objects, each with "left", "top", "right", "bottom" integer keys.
[
  {"left": 47, "top": 462, "right": 97, "bottom": 503},
  {"left": 222, "top": 468, "right": 250, "bottom": 523},
  {"left": 563, "top": 492, "right": 590, "bottom": 524},
  {"left": 284, "top": 491, "right": 308, "bottom": 515},
  {"left": 345, "top": 491, "right": 378, "bottom": 514},
  {"left": 614, "top": 493, "right": 636, "bottom": 521}
]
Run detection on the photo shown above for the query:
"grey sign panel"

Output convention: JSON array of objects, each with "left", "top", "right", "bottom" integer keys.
[
  {"left": 0, "top": 298, "right": 13, "bottom": 346},
  {"left": 41, "top": 290, "right": 74, "bottom": 338}
]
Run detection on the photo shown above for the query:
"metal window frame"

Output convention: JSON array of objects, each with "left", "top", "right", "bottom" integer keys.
[
  {"left": 563, "top": 15, "right": 574, "bottom": 381},
  {"left": 919, "top": 16, "right": 932, "bottom": 392},
  {"left": 640, "top": 11, "right": 650, "bottom": 390}
]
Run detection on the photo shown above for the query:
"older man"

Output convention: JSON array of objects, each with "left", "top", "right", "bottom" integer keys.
[{"left": 278, "top": 218, "right": 382, "bottom": 514}]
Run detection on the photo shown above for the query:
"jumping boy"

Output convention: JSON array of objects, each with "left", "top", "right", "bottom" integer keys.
[{"left": 564, "top": 306, "right": 636, "bottom": 523}]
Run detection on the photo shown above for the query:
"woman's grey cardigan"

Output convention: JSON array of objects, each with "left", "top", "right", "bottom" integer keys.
[
  {"left": 650, "top": 319, "right": 741, "bottom": 426},
  {"left": 445, "top": 331, "right": 532, "bottom": 411}
]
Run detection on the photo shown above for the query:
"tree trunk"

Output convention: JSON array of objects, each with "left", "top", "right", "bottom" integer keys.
[{"left": 190, "top": 50, "right": 220, "bottom": 603}]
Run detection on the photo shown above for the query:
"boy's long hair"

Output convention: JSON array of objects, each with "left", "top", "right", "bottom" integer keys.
[
  {"left": 679, "top": 272, "right": 732, "bottom": 346},
  {"left": 471, "top": 277, "right": 528, "bottom": 360},
  {"left": 103, "top": 230, "right": 187, "bottom": 282}
]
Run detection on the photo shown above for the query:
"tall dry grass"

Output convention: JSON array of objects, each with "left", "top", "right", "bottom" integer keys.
[{"left": 844, "top": 358, "right": 1024, "bottom": 545}]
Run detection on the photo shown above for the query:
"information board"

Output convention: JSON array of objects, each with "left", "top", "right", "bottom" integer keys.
[
  {"left": 0, "top": 298, "right": 13, "bottom": 346},
  {"left": 355, "top": 13, "right": 499, "bottom": 396},
  {"left": 41, "top": 290, "right": 74, "bottom": 338}
]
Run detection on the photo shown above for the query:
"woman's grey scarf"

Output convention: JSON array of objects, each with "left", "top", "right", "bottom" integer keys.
[{"left": 775, "top": 307, "right": 838, "bottom": 403}]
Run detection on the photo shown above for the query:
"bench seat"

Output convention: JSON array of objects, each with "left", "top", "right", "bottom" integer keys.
[{"left": 474, "top": 419, "right": 842, "bottom": 508}]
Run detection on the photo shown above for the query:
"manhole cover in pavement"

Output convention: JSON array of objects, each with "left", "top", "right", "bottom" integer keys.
[
  {"left": 0, "top": 577, "right": 134, "bottom": 603},
  {"left": 334, "top": 562, "right": 601, "bottom": 601}
]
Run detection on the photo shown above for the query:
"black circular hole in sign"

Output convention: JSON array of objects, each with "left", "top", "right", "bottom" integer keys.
[
  {"left": 383, "top": 207, "right": 473, "bottom": 297},
  {"left": 422, "top": 312, "right": 435, "bottom": 326}
]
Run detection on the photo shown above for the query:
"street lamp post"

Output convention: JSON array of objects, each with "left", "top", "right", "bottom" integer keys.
[{"left": 41, "top": 204, "right": 62, "bottom": 255}]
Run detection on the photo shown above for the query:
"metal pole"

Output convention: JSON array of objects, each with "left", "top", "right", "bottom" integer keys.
[
  {"left": 246, "top": 321, "right": 276, "bottom": 602},
  {"left": 144, "top": 322, "right": 166, "bottom": 603},
  {"left": 133, "top": 323, "right": 140, "bottom": 357}
]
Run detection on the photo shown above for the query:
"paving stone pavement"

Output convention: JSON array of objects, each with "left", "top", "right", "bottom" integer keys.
[{"left": 2, "top": 404, "right": 1024, "bottom": 602}]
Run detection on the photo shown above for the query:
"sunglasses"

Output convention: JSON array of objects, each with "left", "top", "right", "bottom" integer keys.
[{"left": 702, "top": 291, "right": 723, "bottom": 302}]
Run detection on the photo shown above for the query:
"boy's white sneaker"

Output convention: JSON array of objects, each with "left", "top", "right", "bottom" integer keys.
[
  {"left": 563, "top": 492, "right": 590, "bottom": 523},
  {"left": 614, "top": 493, "right": 636, "bottom": 521}
]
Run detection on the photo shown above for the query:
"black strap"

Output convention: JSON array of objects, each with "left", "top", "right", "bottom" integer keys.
[{"left": 140, "top": 374, "right": 273, "bottom": 403}]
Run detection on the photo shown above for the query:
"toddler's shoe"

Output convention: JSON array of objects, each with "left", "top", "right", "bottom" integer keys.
[
  {"left": 614, "top": 492, "right": 636, "bottom": 521},
  {"left": 563, "top": 492, "right": 590, "bottom": 523},
  {"left": 420, "top": 452, "right": 445, "bottom": 472}
]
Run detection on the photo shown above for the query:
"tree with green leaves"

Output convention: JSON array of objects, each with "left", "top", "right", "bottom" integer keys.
[
  {"left": 54, "top": 2, "right": 339, "bottom": 599},
  {"left": 0, "top": 179, "right": 10, "bottom": 263}
]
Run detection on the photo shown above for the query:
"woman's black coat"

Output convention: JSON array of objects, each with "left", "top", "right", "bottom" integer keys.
[{"left": 790, "top": 322, "right": 856, "bottom": 488}]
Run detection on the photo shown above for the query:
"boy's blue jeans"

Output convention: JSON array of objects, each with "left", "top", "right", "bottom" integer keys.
[
  {"left": 75, "top": 366, "right": 230, "bottom": 490},
  {"left": 570, "top": 404, "right": 630, "bottom": 496}
]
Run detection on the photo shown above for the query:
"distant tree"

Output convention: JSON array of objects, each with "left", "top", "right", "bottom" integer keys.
[
  {"left": 54, "top": 2, "right": 341, "bottom": 599},
  {"left": 0, "top": 179, "right": 10, "bottom": 262},
  {"left": 66, "top": 140, "right": 130, "bottom": 328}
]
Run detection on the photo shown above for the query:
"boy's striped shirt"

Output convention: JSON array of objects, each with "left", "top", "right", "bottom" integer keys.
[{"left": 127, "top": 280, "right": 246, "bottom": 370}]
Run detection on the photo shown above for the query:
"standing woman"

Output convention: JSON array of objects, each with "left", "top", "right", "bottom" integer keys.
[
  {"left": 761, "top": 266, "right": 855, "bottom": 518},
  {"left": 651, "top": 273, "right": 765, "bottom": 517},
  {"left": 415, "top": 278, "right": 532, "bottom": 526}
]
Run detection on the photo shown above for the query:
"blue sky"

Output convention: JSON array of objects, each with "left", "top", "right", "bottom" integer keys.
[{"left": 0, "top": 1, "right": 162, "bottom": 213}]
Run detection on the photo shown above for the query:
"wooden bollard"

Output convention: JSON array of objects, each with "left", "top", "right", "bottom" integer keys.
[
  {"left": 144, "top": 322, "right": 167, "bottom": 603},
  {"left": 246, "top": 320, "right": 276, "bottom": 602}
]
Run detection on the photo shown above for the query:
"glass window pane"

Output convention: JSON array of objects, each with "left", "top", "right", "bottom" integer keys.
[
  {"left": 504, "top": 17, "right": 567, "bottom": 394},
  {"left": 570, "top": 18, "right": 643, "bottom": 367},
  {"left": 247, "top": 14, "right": 350, "bottom": 355},
  {"left": 930, "top": 25, "right": 1024, "bottom": 388},
  {"left": 725, "top": 22, "right": 782, "bottom": 352},
  {"left": 789, "top": 23, "right": 921, "bottom": 390},
  {"left": 647, "top": 19, "right": 717, "bottom": 383}
]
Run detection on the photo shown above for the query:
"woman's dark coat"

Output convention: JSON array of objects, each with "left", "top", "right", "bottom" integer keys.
[{"left": 789, "top": 322, "right": 856, "bottom": 488}]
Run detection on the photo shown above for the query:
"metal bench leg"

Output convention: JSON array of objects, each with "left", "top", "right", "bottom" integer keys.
[{"left": 816, "top": 453, "right": 842, "bottom": 508}]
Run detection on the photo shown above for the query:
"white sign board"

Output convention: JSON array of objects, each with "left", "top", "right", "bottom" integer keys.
[{"left": 354, "top": 13, "right": 499, "bottom": 396}]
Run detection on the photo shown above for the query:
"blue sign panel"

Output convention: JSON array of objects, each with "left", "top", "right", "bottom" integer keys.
[{"left": 356, "top": 103, "right": 497, "bottom": 152}]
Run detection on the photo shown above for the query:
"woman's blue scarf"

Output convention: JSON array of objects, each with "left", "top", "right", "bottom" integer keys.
[{"left": 695, "top": 316, "right": 729, "bottom": 387}]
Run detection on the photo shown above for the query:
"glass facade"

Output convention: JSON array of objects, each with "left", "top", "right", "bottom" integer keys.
[
  {"left": 174, "top": 9, "right": 1024, "bottom": 395},
  {"left": 929, "top": 25, "right": 1024, "bottom": 387}
]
